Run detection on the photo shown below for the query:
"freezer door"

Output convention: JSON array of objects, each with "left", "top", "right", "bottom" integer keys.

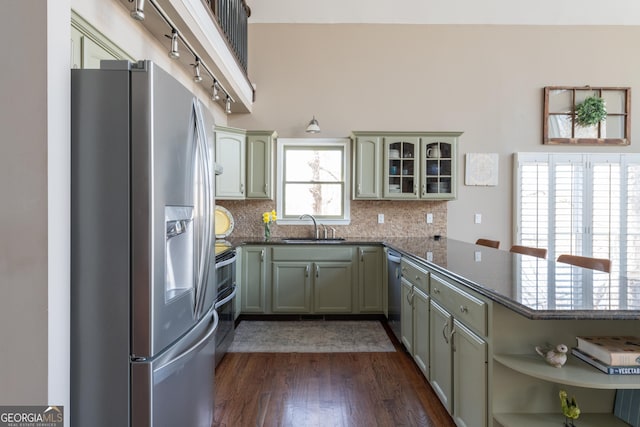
[
  {"left": 130, "top": 61, "right": 215, "bottom": 359},
  {"left": 131, "top": 308, "right": 218, "bottom": 427}
]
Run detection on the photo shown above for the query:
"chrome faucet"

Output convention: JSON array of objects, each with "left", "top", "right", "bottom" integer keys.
[{"left": 299, "top": 214, "right": 318, "bottom": 239}]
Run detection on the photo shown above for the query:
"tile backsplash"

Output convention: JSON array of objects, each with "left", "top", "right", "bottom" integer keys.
[{"left": 217, "top": 199, "right": 447, "bottom": 239}]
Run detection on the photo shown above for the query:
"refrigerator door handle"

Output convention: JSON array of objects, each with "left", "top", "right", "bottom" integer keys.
[
  {"left": 156, "top": 308, "right": 218, "bottom": 374},
  {"left": 192, "top": 99, "right": 214, "bottom": 318}
]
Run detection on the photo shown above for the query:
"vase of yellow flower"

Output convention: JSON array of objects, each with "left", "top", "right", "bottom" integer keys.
[{"left": 262, "top": 210, "right": 277, "bottom": 241}]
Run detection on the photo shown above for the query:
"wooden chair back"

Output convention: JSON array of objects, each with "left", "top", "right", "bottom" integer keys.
[
  {"left": 556, "top": 254, "right": 611, "bottom": 273},
  {"left": 510, "top": 245, "right": 547, "bottom": 259},
  {"left": 475, "top": 238, "right": 500, "bottom": 249}
]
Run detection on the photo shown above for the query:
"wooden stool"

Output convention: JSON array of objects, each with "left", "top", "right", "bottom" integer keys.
[
  {"left": 556, "top": 254, "right": 611, "bottom": 273},
  {"left": 510, "top": 245, "right": 547, "bottom": 259},
  {"left": 476, "top": 238, "right": 500, "bottom": 249}
]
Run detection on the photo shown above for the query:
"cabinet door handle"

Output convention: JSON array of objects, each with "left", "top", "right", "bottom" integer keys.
[
  {"left": 305, "top": 265, "right": 309, "bottom": 277},
  {"left": 442, "top": 320, "right": 449, "bottom": 344},
  {"left": 415, "top": 275, "right": 420, "bottom": 282},
  {"left": 422, "top": 184, "right": 426, "bottom": 196},
  {"left": 459, "top": 305, "right": 468, "bottom": 314},
  {"left": 315, "top": 264, "right": 319, "bottom": 278},
  {"left": 264, "top": 183, "right": 268, "bottom": 193},
  {"left": 360, "top": 248, "right": 364, "bottom": 262},
  {"left": 357, "top": 184, "right": 361, "bottom": 195},
  {"left": 260, "top": 249, "right": 264, "bottom": 262},
  {"left": 240, "top": 183, "right": 244, "bottom": 194},
  {"left": 450, "top": 325, "right": 457, "bottom": 351},
  {"left": 406, "top": 288, "right": 413, "bottom": 305},
  {"left": 432, "top": 287, "right": 440, "bottom": 294}
]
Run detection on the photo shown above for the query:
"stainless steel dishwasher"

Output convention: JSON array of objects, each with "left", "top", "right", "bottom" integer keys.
[{"left": 387, "top": 249, "right": 402, "bottom": 341}]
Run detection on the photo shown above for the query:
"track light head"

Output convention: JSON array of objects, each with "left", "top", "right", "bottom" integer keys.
[
  {"left": 166, "top": 29, "right": 180, "bottom": 59},
  {"left": 225, "top": 96, "right": 232, "bottom": 114},
  {"left": 130, "top": 0, "right": 145, "bottom": 20},
  {"left": 211, "top": 81, "right": 220, "bottom": 101},
  {"left": 192, "top": 58, "right": 203, "bottom": 83}
]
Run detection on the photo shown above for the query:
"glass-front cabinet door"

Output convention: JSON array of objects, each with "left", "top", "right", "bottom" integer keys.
[
  {"left": 383, "top": 137, "right": 419, "bottom": 199},
  {"left": 420, "top": 135, "right": 458, "bottom": 200}
]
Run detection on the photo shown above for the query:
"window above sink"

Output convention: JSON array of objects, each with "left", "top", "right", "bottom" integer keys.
[{"left": 276, "top": 138, "right": 351, "bottom": 225}]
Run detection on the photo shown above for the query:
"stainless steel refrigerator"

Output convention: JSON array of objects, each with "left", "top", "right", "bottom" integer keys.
[{"left": 71, "top": 60, "right": 218, "bottom": 427}]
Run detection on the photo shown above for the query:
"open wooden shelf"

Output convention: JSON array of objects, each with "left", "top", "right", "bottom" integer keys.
[{"left": 494, "top": 354, "right": 640, "bottom": 389}]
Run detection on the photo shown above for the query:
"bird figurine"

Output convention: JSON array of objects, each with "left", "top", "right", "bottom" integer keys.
[
  {"left": 535, "top": 343, "right": 568, "bottom": 368},
  {"left": 559, "top": 390, "right": 580, "bottom": 426}
]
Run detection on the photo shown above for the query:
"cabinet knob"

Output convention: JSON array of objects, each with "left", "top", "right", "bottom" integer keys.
[
  {"left": 432, "top": 287, "right": 440, "bottom": 294},
  {"left": 460, "top": 305, "right": 468, "bottom": 314},
  {"left": 415, "top": 275, "right": 420, "bottom": 281}
]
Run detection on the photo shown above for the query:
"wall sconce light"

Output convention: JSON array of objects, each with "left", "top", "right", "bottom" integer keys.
[
  {"left": 225, "top": 96, "right": 232, "bottom": 114},
  {"left": 305, "top": 116, "right": 320, "bottom": 133},
  {"left": 191, "top": 57, "right": 203, "bottom": 83},
  {"left": 130, "top": 0, "right": 145, "bottom": 20},
  {"left": 166, "top": 29, "right": 180, "bottom": 59}
]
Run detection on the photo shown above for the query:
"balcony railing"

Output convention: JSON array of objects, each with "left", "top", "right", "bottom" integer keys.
[{"left": 204, "top": 0, "right": 250, "bottom": 73}]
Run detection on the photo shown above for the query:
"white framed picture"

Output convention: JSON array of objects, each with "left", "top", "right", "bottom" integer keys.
[{"left": 465, "top": 153, "right": 499, "bottom": 186}]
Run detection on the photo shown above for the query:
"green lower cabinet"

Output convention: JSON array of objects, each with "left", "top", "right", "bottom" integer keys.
[
  {"left": 272, "top": 262, "right": 312, "bottom": 313},
  {"left": 272, "top": 261, "right": 353, "bottom": 314},
  {"left": 452, "top": 320, "right": 487, "bottom": 427},
  {"left": 412, "top": 287, "right": 430, "bottom": 378},
  {"left": 241, "top": 246, "right": 269, "bottom": 313},
  {"left": 429, "top": 300, "right": 453, "bottom": 412},
  {"left": 400, "top": 279, "right": 414, "bottom": 354},
  {"left": 313, "top": 262, "right": 352, "bottom": 313},
  {"left": 358, "top": 246, "right": 383, "bottom": 312}
]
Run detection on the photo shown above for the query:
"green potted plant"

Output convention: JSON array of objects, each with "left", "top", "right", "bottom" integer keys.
[{"left": 574, "top": 95, "right": 607, "bottom": 127}]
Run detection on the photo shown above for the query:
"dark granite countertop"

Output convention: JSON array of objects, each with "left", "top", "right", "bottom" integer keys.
[{"left": 218, "top": 236, "right": 640, "bottom": 320}]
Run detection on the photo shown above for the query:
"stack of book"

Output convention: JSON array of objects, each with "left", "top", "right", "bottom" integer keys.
[{"left": 572, "top": 336, "right": 640, "bottom": 375}]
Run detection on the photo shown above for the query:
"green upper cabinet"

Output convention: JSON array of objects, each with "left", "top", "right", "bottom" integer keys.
[
  {"left": 420, "top": 135, "right": 458, "bottom": 200},
  {"left": 216, "top": 128, "right": 276, "bottom": 200},
  {"left": 352, "top": 131, "right": 461, "bottom": 201},
  {"left": 215, "top": 126, "right": 246, "bottom": 199},
  {"left": 246, "top": 130, "right": 276, "bottom": 199},
  {"left": 383, "top": 136, "right": 420, "bottom": 199},
  {"left": 352, "top": 134, "right": 382, "bottom": 199}
]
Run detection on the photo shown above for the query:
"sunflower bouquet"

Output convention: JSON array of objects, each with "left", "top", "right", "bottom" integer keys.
[{"left": 262, "top": 210, "right": 277, "bottom": 240}]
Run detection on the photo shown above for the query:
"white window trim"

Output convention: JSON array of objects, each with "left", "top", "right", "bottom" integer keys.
[{"left": 276, "top": 138, "right": 351, "bottom": 225}]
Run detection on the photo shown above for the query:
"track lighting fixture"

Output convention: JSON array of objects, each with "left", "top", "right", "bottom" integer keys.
[
  {"left": 225, "top": 96, "right": 232, "bottom": 114},
  {"left": 130, "top": 1, "right": 236, "bottom": 113},
  {"left": 211, "top": 80, "right": 221, "bottom": 101},
  {"left": 129, "top": 0, "right": 145, "bottom": 20},
  {"left": 166, "top": 29, "right": 180, "bottom": 59},
  {"left": 305, "top": 116, "right": 320, "bottom": 133},
  {"left": 192, "top": 57, "right": 203, "bottom": 83}
]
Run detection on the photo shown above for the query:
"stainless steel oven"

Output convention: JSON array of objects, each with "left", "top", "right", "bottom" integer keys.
[{"left": 214, "top": 248, "right": 237, "bottom": 367}]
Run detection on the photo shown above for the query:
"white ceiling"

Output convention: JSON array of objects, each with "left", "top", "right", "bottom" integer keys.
[{"left": 248, "top": 0, "right": 640, "bottom": 25}]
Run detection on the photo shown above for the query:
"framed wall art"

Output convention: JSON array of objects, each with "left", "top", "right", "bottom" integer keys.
[{"left": 543, "top": 86, "right": 630, "bottom": 145}]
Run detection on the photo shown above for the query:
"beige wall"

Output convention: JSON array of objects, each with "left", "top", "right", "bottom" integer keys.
[
  {"left": 231, "top": 24, "right": 640, "bottom": 246},
  {"left": 0, "top": 2, "right": 49, "bottom": 404}
]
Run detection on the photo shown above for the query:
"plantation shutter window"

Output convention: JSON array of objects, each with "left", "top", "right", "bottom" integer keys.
[{"left": 515, "top": 153, "right": 640, "bottom": 310}]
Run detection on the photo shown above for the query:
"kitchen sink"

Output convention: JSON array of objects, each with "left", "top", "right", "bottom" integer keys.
[{"left": 281, "top": 237, "right": 346, "bottom": 244}]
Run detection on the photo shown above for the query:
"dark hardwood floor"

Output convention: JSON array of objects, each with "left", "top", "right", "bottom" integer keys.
[{"left": 213, "top": 327, "right": 455, "bottom": 427}]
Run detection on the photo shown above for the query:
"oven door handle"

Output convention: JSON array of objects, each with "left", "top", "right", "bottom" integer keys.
[
  {"left": 214, "top": 284, "right": 237, "bottom": 309},
  {"left": 215, "top": 253, "right": 237, "bottom": 270}
]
